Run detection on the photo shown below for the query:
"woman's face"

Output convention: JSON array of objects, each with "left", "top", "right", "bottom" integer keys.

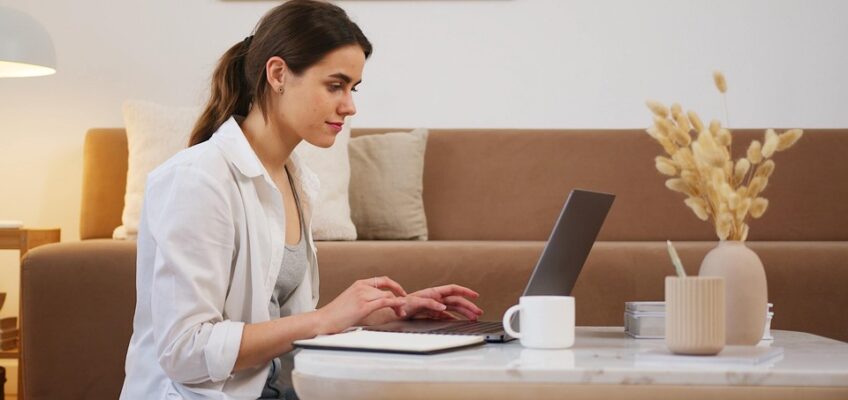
[{"left": 272, "top": 44, "right": 365, "bottom": 148}]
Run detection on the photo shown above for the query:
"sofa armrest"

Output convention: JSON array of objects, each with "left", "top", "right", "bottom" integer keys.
[
  {"left": 81, "top": 129, "right": 128, "bottom": 240},
  {"left": 21, "top": 239, "right": 136, "bottom": 399}
]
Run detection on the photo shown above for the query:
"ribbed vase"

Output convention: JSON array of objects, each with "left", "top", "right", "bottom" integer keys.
[
  {"left": 665, "top": 276, "right": 726, "bottom": 355},
  {"left": 698, "top": 241, "right": 767, "bottom": 345}
]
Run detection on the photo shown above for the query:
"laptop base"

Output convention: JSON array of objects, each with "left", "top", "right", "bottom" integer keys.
[{"left": 365, "top": 320, "right": 515, "bottom": 343}]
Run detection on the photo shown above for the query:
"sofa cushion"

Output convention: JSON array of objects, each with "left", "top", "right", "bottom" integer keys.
[
  {"left": 417, "top": 129, "right": 848, "bottom": 241},
  {"left": 21, "top": 239, "right": 137, "bottom": 399},
  {"left": 348, "top": 128, "right": 428, "bottom": 240}
]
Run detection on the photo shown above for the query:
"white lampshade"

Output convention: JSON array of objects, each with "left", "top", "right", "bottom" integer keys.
[{"left": 0, "top": 6, "right": 56, "bottom": 78}]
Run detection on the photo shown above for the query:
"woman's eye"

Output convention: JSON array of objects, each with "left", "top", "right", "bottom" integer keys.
[{"left": 328, "top": 83, "right": 358, "bottom": 93}]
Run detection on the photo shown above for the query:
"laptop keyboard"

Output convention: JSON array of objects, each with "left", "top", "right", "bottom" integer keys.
[
  {"left": 423, "top": 321, "right": 504, "bottom": 335},
  {"left": 365, "top": 320, "right": 506, "bottom": 337}
]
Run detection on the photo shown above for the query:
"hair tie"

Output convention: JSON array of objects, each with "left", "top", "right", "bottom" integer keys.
[{"left": 242, "top": 35, "right": 254, "bottom": 46}]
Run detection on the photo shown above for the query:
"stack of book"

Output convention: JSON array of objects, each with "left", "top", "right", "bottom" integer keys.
[
  {"left": 624, "top": 301, "right": 665, "bottom": 339},
  {"left": 625, "top": 301, "right": 774, "bottom": 340},
  {"left": 0, "top": 292, "right": 18, "bottom": 351}
]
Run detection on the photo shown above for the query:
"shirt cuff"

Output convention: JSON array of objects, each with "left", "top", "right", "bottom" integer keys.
[{"left": 204, "top": 320, "right": 245, "bottom": 382}]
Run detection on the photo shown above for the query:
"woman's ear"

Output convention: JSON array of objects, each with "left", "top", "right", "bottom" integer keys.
[{"left": 265, "top": 56, "right": 288, "bottom": 92}]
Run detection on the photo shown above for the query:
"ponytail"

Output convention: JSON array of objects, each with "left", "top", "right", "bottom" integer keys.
[{"left": 189, "top": 38, "right": 254, "bottom": 146}]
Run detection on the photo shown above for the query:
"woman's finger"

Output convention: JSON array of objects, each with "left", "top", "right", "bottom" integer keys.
[
  {"left": 434, "top": 310, "right": 458, "bottom": 320},
  {"left": 446, "top": 305, "right": 480, "bottom": 321},
  {"left": 406, "top": 287, "right": 441, "bottom": 301},
  {"left": 370, "top": 276, "right": 408, "bottom": 297},
  {"left": 392, "top": 297, "right": 408, "bottom": 318},
  {"left": 364, "top": 297, "right": 406, "bottom": 316},
  {"left": 407, "top": 296, "right": 447, "bottom": 313},
  {"left": 413, "top": 309, "right": 457, "bottom": 320},
  {"left": 443, "top": 295, "right": 484, "bottom": 315},
  {"left": 364, "top": 287, "right": 396, "bottom": 302},
  {"left": 431, "top": 284, "right": 479, "bottom": 299}
]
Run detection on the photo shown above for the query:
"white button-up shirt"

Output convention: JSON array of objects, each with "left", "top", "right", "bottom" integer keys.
[{"left": 121, "top": 117, "right": 321, "bottom": 399}]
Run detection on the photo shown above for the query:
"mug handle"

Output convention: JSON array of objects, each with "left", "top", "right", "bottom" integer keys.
[{"left": 502, "top": 305, "right": 521, "bottom": 339}]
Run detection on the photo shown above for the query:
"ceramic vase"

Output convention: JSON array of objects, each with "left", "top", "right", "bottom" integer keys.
[{"left": 698, "top": 241, "right": 767, "bottom": 345}]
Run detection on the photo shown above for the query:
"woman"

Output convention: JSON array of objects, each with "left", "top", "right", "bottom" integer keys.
[{"left": 120, "top": 1, "right": 482, "bottom": 399}]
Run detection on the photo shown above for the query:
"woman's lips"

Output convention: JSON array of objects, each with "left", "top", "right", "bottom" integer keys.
[{"left": 326, "top": 122, "right": 343, "bottom": 132}]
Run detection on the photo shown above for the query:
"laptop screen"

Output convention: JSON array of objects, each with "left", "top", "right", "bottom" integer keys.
[{"left": 521, "top": 189, "right": 615, "bottom": 297}]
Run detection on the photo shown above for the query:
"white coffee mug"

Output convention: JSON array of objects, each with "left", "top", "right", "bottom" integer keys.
[{"left": 502, "top": 296, "right": 575, "bottom": 349}]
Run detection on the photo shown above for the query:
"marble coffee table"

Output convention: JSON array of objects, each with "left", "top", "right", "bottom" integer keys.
[{"left": 293, "top": 327, "right": 848, "bottom": 400}]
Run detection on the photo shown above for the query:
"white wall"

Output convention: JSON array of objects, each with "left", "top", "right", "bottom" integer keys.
[{"left": 0, "top": 0, "right": 846, "bottom": 390}]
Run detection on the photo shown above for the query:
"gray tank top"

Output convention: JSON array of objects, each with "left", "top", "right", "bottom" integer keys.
[{"left": 261, "top": 167, "right": 309, "bottom": 399}]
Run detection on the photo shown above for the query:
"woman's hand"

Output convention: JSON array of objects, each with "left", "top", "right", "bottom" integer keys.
[
  {"left": 315, "top": 276, "right": 408, "bottom": 335},
  {"left": 405, "top": 284, "right": 483, "bottom": 321},
  {"left": 360, "top": 284, "right": 484, "bottom": 326}
]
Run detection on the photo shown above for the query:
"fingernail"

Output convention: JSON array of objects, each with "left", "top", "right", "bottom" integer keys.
[
  {"left": 440, "top": 304, "right": 447, "bottom": 310},
  {"left": 401, "top": 310, "right": 407, "bottom": 316}
]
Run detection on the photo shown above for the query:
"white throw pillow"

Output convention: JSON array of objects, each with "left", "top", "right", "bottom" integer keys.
[
  {"left": 115, "top": 99, "right": 357, "bottom": 241},
  {"left": 114, "top": 100, "right": 199, "bottom": 239},
  {"left": 293, "top": 123, "right": 357, "bottom": 240}
]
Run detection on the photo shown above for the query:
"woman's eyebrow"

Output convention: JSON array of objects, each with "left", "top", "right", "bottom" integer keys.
[{"left": 328, "top": 72, "right": 362, "bottom": 86}]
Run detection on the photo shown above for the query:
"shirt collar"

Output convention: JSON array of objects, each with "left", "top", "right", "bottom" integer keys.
[
  {"left": 212, "top": 116, "right": 264, "bottom": 178},
  {"left": 211, "top": 116, "right": 321, "bottom": 202}
]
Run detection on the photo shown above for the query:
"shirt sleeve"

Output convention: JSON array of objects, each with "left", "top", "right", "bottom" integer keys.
[{"left": 144, "top": 163, "right": 244, "bottom": 384}]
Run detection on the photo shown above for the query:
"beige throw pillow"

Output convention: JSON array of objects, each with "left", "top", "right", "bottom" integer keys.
[{"left": 348, "top": 128, "right": 429, "bottom": 240}]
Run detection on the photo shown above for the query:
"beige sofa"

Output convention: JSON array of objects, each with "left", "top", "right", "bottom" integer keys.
[{"left": 21, "top": 128, "right": 848, "bottom": 399}]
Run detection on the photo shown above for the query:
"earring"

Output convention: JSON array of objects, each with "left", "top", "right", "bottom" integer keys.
[{"left": 278, "top": 87, "right": 284, "bottom": 95}]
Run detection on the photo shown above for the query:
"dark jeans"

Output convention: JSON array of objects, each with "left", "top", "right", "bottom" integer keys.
[{"left": 259, "top": 359, "right": 299, "bottom": 400}]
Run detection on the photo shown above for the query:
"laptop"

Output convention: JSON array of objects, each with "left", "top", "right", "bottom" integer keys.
[{"left": 365, "top": 189, "right": 615, "bottom": 342}]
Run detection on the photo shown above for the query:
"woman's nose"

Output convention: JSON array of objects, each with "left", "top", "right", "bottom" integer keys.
[{"left": 338, "top": 92, "right": 356, "bottom": 116}]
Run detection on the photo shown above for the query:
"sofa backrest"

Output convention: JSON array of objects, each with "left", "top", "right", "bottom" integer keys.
[{"left": 82, "top": 128, "right": 848, "bottom": 241}]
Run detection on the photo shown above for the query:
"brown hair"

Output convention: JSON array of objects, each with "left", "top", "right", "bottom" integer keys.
[{"left": 189, "top": 0, "right": 372, "bottom": 146}]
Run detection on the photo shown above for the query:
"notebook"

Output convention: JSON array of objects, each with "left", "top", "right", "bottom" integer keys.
[{"left": 293, "top": 329, "right": 485, "bottom": 355}]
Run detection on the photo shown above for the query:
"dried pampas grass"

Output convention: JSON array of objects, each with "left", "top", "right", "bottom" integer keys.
[
  {"left": 747, "top": 140, "right": 764, "bottom": 164},
  {"left": 713, "top": 71, "right": 727, "bottom": 93},
  {"left": 733, "top": 158, "right": 750, "bottom": 185},
  {"left": 778, "top": 129, "right": 803, "bottom": 151},
  {"left": 655, "top": 156, "right": 678, "bottom": 176},
  {"left": 645, "top": 71, "right": 803, "bottom": 241},
  {"left": 647, "top": 100, "right": 670, "bottom": 118}
]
